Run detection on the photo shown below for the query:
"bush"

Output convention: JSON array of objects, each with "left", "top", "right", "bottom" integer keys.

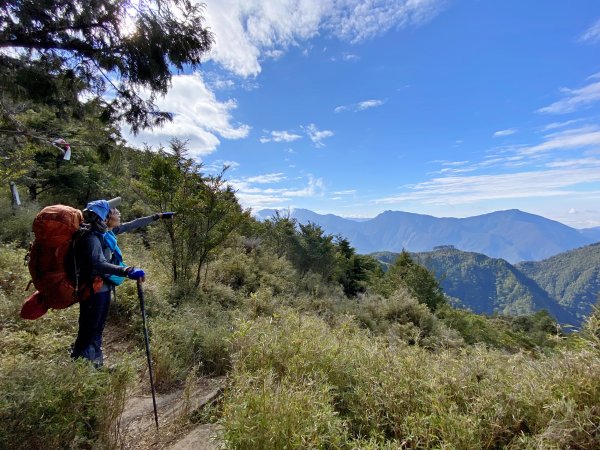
[
  {"left": 0, "top": 197, "right": 38, "bottom": 247},
  {"left": 354, "top": 288, "right": 463, "bottom": 348},
  {"left": 0, "top": 356, "right": 132, "bottom": 449},
  {"left": 221, "top": 370, "right": 347, "bottom": 449},
  {"left": 150, "top": 304, "right": 233, "bottom": 390},
  {"left": 223, "top": 308, "right": 600, "bottom": 448},
  {"left": 210, "top": 246, "right": 297, "bottom": 298}
]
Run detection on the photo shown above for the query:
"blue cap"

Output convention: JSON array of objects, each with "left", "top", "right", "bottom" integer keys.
[{"left": 85, "top": 200, "right": 110, "bottom": 221}]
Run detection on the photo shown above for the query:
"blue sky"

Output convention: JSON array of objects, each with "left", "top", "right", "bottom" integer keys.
[{"left": 125, "top": 0, "right": 600, "bottom": 228}]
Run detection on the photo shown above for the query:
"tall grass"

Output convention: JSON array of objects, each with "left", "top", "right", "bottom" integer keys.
[
  {"left": 0, "top": 356, "right": 132, "bottom": 449},
  {"left": 221, "top": 309, "right": 600, "bottom": 449}
]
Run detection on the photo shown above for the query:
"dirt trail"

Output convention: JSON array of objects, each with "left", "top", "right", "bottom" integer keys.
[{"left": 103, "top": 322, "right": 225, "bottom": 449}]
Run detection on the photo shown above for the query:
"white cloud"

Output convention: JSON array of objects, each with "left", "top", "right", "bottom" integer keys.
[
  {"left": 333, "top": 189, "right": 357, "bottom": 195},
  {"left": 264, "top": 49, "right": 285, "bottom": 60},
  {"left": 203, "top": 0, "right": 446, "bottom": 77},
  {"left": 245, "top": 172, "right": 286, "bottom": 183},
  {"left": 124, "top": 73, "right": 250, "bottom": 157},
  {"left": 493, "top": 129, "right": 517, "bottom": 137},
  {"left": 579, "top": 18, "right": 600, "bottom": 43},
  {"left": 203, "top": 159, "right": 241, "bottom": 174},
  {"left": 260, "top": 130, "right": 303, "bottom": 143},
  {"left": 230, "top": 174, "right": 325, "bottom": 211},
  {"left": 540, "top": 119, "right": 583, "bottom": 132},
  {"left": 538, "top": 80, "right": 600, "bottom": 114},
  {"left": 544, "top": 157, "right": 600, "bottom": 168},
  {"left": 376, "top": 164, "right": 600, "bottom": 206},
  {"left": 302, "top": 123, "right": 334, "bottom": 147},
  {"left": 520, "top": 128, "right": 600, "bottom": 156},
  {"left": 335, "top": 99, "right": 384, "bottom": 113}
]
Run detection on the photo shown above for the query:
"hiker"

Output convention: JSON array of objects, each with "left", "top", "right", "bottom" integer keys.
[{"left": 70, "top": 196, "right": 174, "bottom": 368}]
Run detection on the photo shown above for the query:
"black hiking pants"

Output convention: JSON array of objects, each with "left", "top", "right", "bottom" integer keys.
[{"left": 71, "top": 290, "right": 111, "bottom": 368}]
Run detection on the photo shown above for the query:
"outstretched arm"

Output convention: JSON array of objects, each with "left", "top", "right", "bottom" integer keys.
[
  {"left": 112, "top": 213, "right": 176, "bottom": 235},
  {"left": 112, "top": 215, "right": 156, "bottom": 235}
]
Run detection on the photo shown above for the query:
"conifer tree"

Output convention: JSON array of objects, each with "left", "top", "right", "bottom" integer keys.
[{"left": 0, "top": 0, "right": 214, "bottom": 185}]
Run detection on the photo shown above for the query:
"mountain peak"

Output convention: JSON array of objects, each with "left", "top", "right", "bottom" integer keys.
[{"left": 256, "top": 207, "right": 594, "bottom": 263}]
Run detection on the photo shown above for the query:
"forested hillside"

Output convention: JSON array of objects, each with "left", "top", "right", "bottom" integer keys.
[
  {"left": 412, "top": 247, "right": 575, "bottom": 323},
  {"left": 374, "top": 246, "right": 597, "bottom": 326},
  {"left": 1, "top": 2, "right": 600, "bottom": 449},
  {"left": 517, "top": 243, "right": 600, "bottom": 320}
]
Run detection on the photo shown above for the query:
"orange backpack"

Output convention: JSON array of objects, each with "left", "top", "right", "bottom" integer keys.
[{"left": 20, "top": 205, "right": 102, "bottom": 320}]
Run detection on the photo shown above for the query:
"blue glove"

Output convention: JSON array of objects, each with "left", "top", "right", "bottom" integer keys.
[
  {"left": 126, "top": 267, "right": 145, "bottom": 280},
  {"left": 161, "top": 212, "right": 176, "bottom": 219}
]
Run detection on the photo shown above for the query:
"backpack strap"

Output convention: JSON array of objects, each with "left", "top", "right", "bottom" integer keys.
[{"left": 71, "top": 224, "right": 92, "bottom": 298}]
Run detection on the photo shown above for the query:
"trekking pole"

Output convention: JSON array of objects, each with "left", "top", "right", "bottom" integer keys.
[{"left": 137, "top": 278, "right": 159, "bottom": 430}]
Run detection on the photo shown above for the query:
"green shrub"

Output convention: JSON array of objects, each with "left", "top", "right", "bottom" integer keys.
[
  {"left": 221, "top": 370, "right": 347, "bottom": 449},
  {"left": 354, "top": 288, "right": 463, "bottom": 348},
  {"left": 223, "top": 308, "right": 600, "bottom": 449},
  {"left": 0, "top": 198, "right": 38, "bottom": 247},
  {"left": 150, "top": 304, "right": 233, "bottom": 390},
  {"left": 210, "top": 246, "right": 298, "bottom": 298},
  {"left": 0, "top": 356, "right": 132, "bottom": 449}
]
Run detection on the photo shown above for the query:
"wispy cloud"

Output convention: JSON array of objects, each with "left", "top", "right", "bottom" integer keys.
[
  {"left": 259, "top": 130, "right": 302, "bottom": 143},
  {"left": 124, "top": 73, "right": 250, "bottom": 157},
  {"left": 302, "top": 123, "right": 334, "bottom": 147},
  {"left": 540, "top": 119, "right": 583, "bottom": 132},
  {"left": 493, "top": 129, "right": 517, "bottom": 137},
  {"left": 230, "top": 174, "right": 325, "bottom": 210},
  {"left": 378, "top": 121, "right": 600, "bottom": 208},
  {"left": 579, "top": 18, "right": 600, "bottom": 43},
  {"left": 335, "top": 99, "right": 385, "bottom": 113},
  {"left": 519, "top": 128, "right": 600, "bottom": 156},
  {"left": 245, "top": 172, "right": 286, "bottom": 183},
  {"left": 264, "top": 49, "right": 285, "bottom": 60},
  {"left": 538, "top": 79, "right": 600, "bottom": 114},
  {"left": 333, "top": 189, "right": 357, "bottom": 195},
  {"left": 377, "top": 163, "right": 600, "bottom": 206},
  {"left": 203, "top": 0, "right": 446, "bottom": 77},
  {"left": 203, "top": 159, "right": 241, "bottom": 175}
]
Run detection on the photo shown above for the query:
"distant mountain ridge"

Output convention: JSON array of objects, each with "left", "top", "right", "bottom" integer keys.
[
  {"left": 410, "top": 247, "right": 576, "bottom": 325},
  {"left": 257, "top": 208, "right": 596, "bottom": 263},
  {"left": 517, "top": 242, "right": 600, "bottom": 319},
  {"left": 372, "top": 245, "right": 600, "bottom": 326}
]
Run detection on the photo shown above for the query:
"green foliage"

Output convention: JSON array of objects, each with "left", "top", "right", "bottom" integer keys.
[
  {"left": 335, "top": 237, "right": 380, "bottom": 297},
  {"left": 210, "top": 243, "right": 297, "bottom": 299},
  {"left": 378, "top": 247, "right": 577, "bottom": 324},
  {"left": 378, "top": 250, "right": 446, "bottom": 310},
  {"left": 150, "top": 304, "right": 233, "bottom": 390},
  {"left": 0, "top": 357, "right": 132, "bottom": 449},
  {"left": 222, "top": 309, "right": 600, "bottom": 449},
  {"left": 580, "top": 301, "right": 600, "bottom": 352},
  {"left": 354, "top": 289, "right": 463, "bottom": 349},
  {"left": 140, "top": 143, "right": 251, "bottom": 288},
  {"left": 222, "top": 370, "right": 347, "bottom": 449},
  {"left": 0, "top": 197, "right": 37, "bottom": 246},
  {"left": 518, "top": 242, "right": 600, "bottom": 320},
  {"left": 0, "top": 0, "right": 214, "bottom": 133}
]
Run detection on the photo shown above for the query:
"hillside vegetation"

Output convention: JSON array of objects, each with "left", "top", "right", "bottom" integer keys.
[
  {"left": 1, "top": 3, "right": 600, "bottom": 448},
  {"left": 1, "top": 143, "right": 600, "bottom": 448},
  {"left": 518, "top": 242, "right": 600, "bottom": 320},
  {"left": 374, "top": 246, "right": 597, "bottom": 327}
]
